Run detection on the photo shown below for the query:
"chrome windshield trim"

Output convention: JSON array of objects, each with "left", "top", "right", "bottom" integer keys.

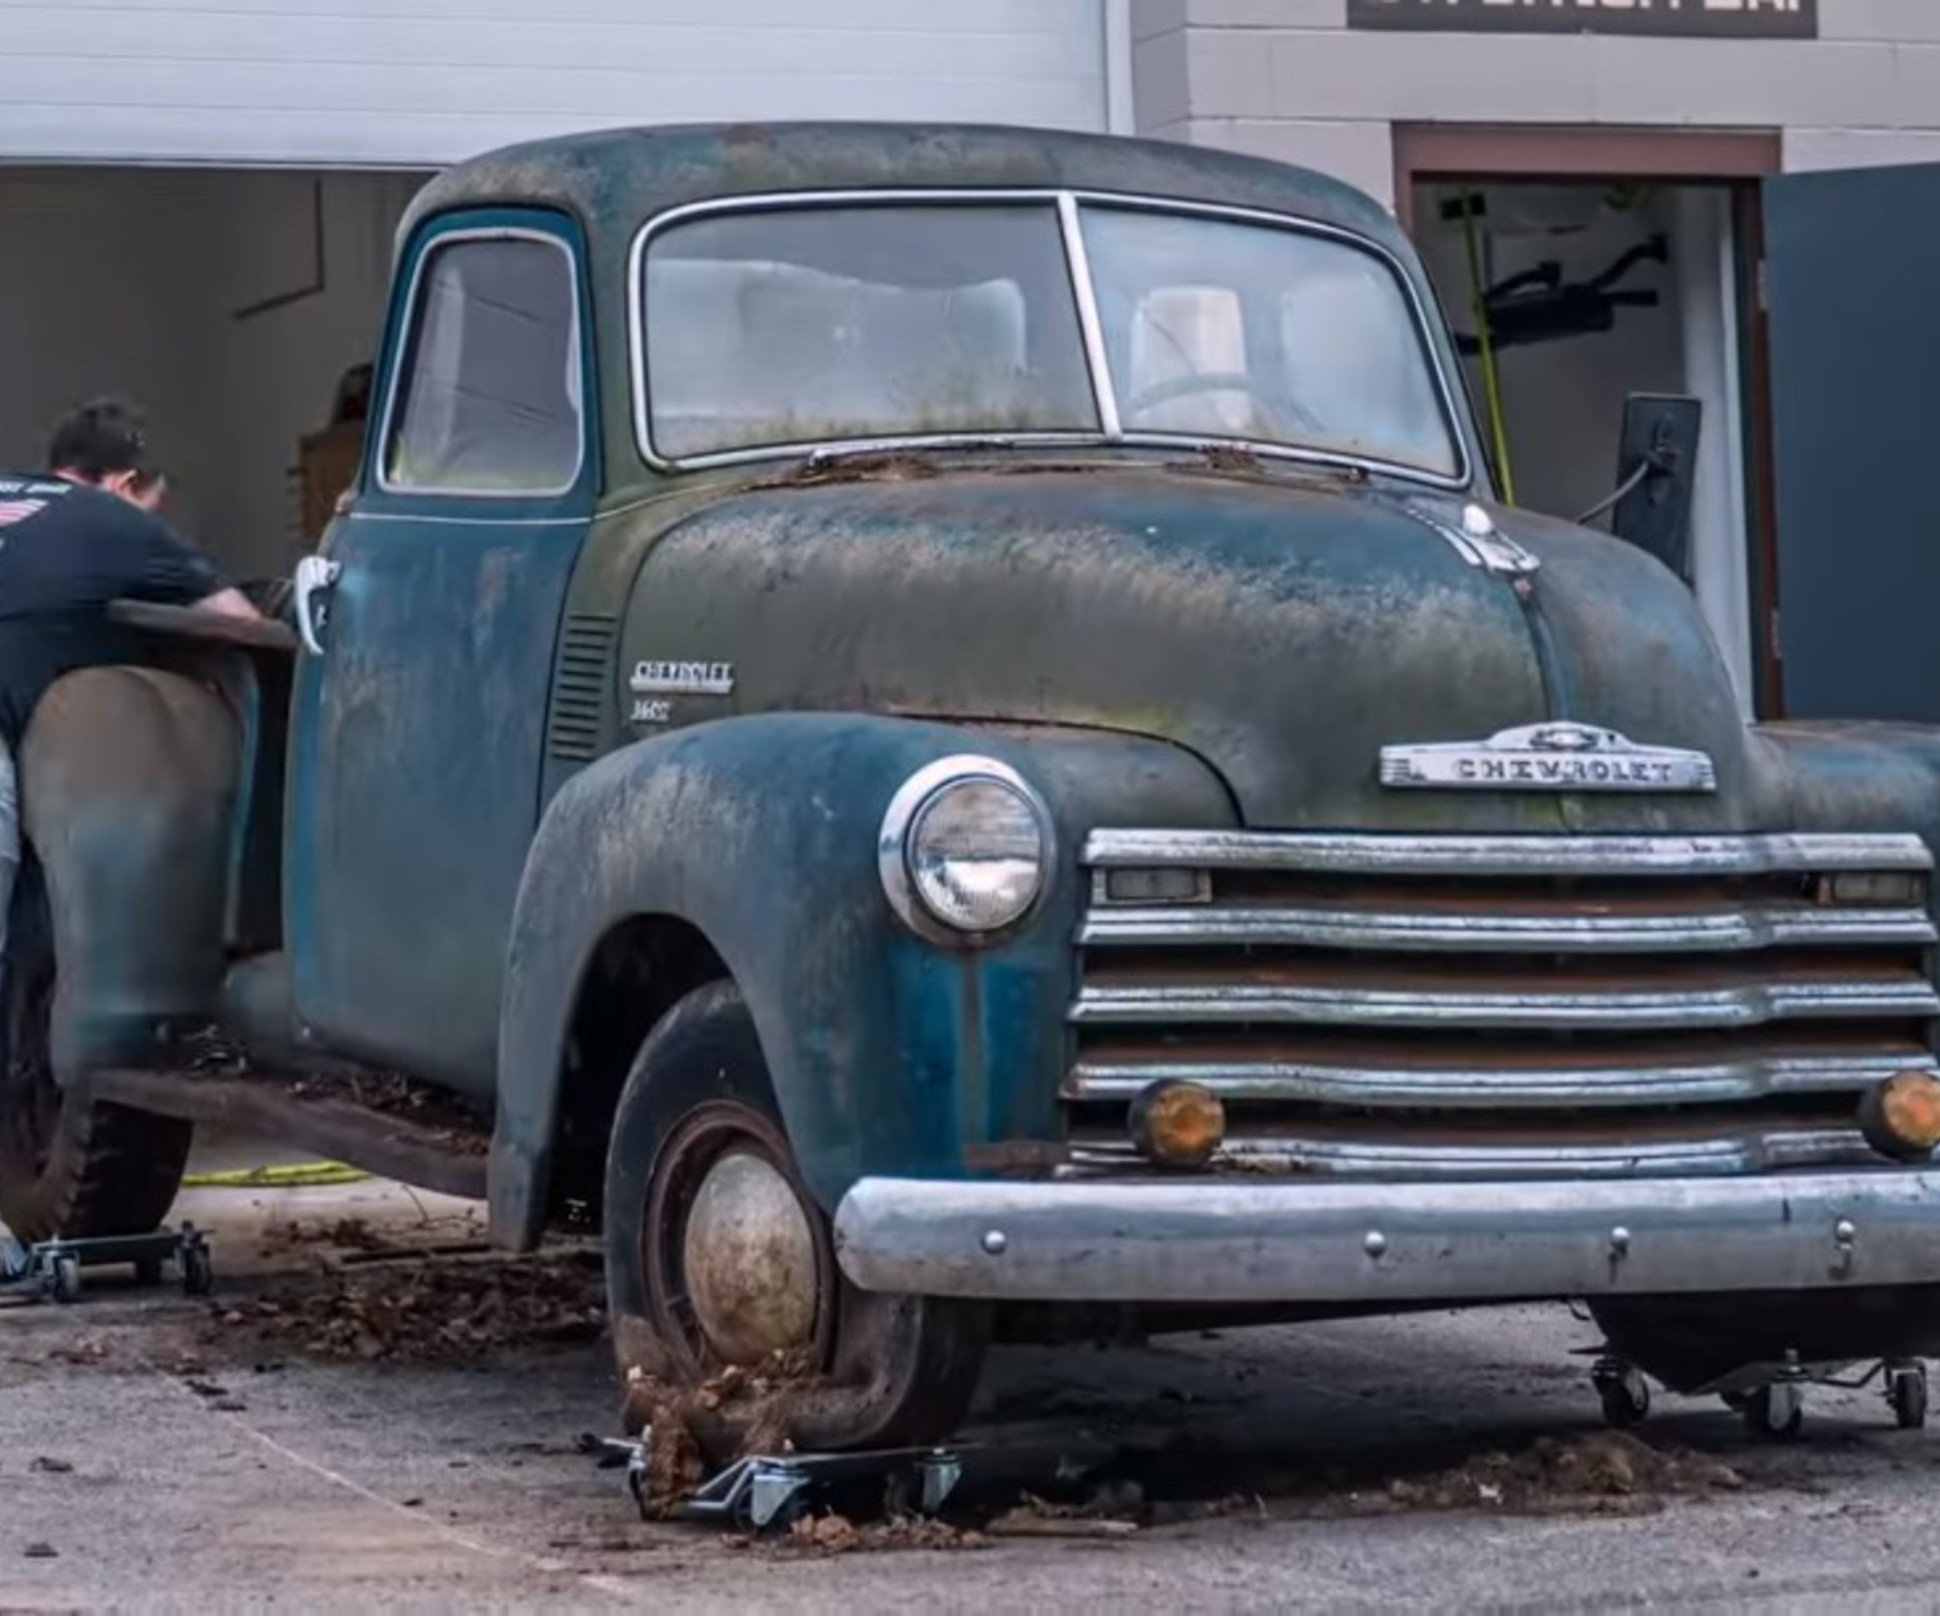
[
  {"left": 1065, "top": 1050, "right": 1939, "bottom": 1110},
  {"left": 1078, "top": 900, "right": 1938, "bottom": 954},
  {"left": 1058, "top": 192, "right": 1123, "bottom": 440},
  {"left": 626, "top": 185, "right": 1473, "bottom": 489},
  {"left": 1081, "top": 829, "right": 1936, "bottom": 877},
  {"left": 833, "top": 1168, "right": 1940, "bottom": 1304},
  {"left": 1070, "top": 976, "right": 1940, "bottom": 1032}
]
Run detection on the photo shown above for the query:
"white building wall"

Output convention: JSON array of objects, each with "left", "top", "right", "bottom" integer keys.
[
  {"left": 0, "top": 0, "right": 1110, "bottom": 166},
  {"left": 1136, "top": 0, "right": 1940, "bottom": 207}
]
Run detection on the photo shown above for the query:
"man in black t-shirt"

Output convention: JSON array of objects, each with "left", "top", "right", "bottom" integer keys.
[{"left": 0, "top": 397, "right": 260, "bottom": 977}]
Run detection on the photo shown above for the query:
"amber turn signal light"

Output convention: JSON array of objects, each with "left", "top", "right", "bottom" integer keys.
[
  {"left": 1859, "top": 1070, "right": 1940, "bottom": 1161},
  {"left": 1129, "top": 1079, "right": 1226, "bottom": 1168}
]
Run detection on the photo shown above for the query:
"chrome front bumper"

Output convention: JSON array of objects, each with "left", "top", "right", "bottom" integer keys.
[{"left": 832, "top": 1170, "right": 1940, "bottom": 1304}]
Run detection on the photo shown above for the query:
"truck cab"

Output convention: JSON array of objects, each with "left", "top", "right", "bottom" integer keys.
[{"left": 8, "top": 121, "right": 1940, "bottom": 1458}]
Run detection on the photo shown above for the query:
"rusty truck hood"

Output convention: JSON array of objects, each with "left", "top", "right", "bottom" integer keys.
[{"left": 616, "top": 463, "right": 1757, "bottom": 833}]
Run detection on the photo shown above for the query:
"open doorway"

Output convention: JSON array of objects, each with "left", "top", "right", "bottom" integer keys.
[
  {"left": 0, "top": 165, "right": 432, "bottom": 587},
  {"left": 1395, "top": 128, "right": 1779, "bottom": 719}
]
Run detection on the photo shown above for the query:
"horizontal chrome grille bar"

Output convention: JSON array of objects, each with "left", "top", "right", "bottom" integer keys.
[
  {"left": 1084, "top": 829, "right": 1935, "bottom": 878},
  {"left": 1067, "top": 828, "right": 1940, "bottom": 1185},
  {"left": 1065, "top": 1050, "right": 1940, "bottom": 1109},
  {"left": 1079, "top": 901, "right": 1937, "bottom": 954},
  {"left": 1061, "top": 1127, "right": 1877, "bottom": 1181},
  {"left": 1072, "top": 975, "right": 1940, "bottom": 1031}
]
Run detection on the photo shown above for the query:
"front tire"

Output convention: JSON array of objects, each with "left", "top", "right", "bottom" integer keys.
[
  {"left": 0, "top": 854, "right": 192, "bottom": 1243},
  {"left": 603, "top": 979, "right": 988, "bottom": 1465}
]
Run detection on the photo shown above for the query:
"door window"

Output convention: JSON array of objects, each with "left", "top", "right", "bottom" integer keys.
[{"left": 383, "top": 232, "right": 583, "bottom": 495}]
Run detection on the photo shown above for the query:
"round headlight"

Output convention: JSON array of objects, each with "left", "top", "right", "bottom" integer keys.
[{"left": 880, "top": 757, "right": 1052, "bottom": 943}]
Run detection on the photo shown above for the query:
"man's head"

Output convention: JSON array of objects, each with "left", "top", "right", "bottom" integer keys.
[{"left": 46, "top": 397, "right": 165, "bottom": 509}]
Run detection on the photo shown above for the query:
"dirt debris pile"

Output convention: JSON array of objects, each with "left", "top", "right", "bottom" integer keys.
[
  {"left": 201, "top": 1249, "right": 605, "bottom": 1364},
  {"left": 623, "top": 1356, "right": 812, "bottom": 1514},
  {"left": 1349, "top": 1431, "right": 1747, "bottom": 1518},
  {"left": 764, "top": 1512, "right": 989, "bottom": 1555}
]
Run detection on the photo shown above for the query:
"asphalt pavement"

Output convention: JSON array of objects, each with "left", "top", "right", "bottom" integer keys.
[{"left": 7, "top": 1149, "right": 1940, "bottom": 1612}]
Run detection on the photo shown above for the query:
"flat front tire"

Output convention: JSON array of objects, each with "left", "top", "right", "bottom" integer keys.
[{"left": 603, "top": 979, "right": 988, "bottom": 1465}]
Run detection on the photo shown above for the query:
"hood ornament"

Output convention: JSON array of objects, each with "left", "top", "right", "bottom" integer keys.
[
  {"left": 1381, "top": 722, "right": 1717, "bottom": 794},
  {"left": 1403, "top": 501, "right": 1540, "bottom": 579}
]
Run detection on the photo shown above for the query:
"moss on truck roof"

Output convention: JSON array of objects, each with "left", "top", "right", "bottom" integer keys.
[{"left": 398, "top": 120, "right": 1402, "bottom": 256}]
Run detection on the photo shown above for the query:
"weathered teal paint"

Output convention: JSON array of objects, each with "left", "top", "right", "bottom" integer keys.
[
  {"left": 493, "top": 712, "right": 1230, "bottom": 1238},
  {"left": 21, "top": 122, "right": 1940, "bottom": 1272},
  {"left": 604, "top": 463, "right": 1760, "bottom": 836},
  {"left": 286, "top": 205, "right": 603, "bottom": 1094}
]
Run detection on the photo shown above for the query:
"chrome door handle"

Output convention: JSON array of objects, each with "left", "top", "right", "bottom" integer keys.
[{"left": 293, "top": 555, "right": 341, "bottom": 657}]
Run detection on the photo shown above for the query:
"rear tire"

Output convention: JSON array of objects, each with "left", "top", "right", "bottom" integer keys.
[
  {"left": 0, "top": 854, "right": 191, "bottom": 1243},
  {"left": 603, "top": 979, "right": 988, "bottom": 1467}
]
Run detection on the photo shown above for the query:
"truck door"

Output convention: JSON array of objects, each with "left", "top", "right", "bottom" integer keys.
[
  {"left": 1764, "top": 161, "right": 1940, "bottom": 721},
  {"left": 285, "top": 208, "right": 599, "bottom": 1094}
]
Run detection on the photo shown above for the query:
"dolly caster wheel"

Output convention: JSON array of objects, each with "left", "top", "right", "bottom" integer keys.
[
  {"left": 180, "top": 1243, "right": 213, "bottom": 1298},
  {"left": 1593, "top": 1361, "right": 1651, "bottom": 1429},
  {"left": 1889, "top": 1362, "right": 1928, "bottom": 1431},
  {"left": 1741, "top": 1382, "right": 1804, "bottom": 1441},
  {"left": 51, "top": 1255, "right": 81, "bottom": 1304}
]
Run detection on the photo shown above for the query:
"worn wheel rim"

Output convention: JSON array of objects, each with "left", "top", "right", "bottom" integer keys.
[{"left": 641, "top": 1101, "right": 838, "bottom": 1380}]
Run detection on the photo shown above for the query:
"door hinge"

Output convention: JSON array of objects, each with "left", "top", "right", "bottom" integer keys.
[{"left": 1754, "top": 257, "right": 1769, "bottom": 314}]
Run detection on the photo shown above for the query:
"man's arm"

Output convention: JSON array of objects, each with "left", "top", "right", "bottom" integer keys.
[
  {"left": 121, "top": 506, "right": 265, "bottom": 622},
  {"left": 192, "top": 585, "right": 264, "bottom": 622}
]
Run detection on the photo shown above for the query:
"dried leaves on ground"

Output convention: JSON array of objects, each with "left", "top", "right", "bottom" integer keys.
[
  {"left": 197, "top": 1249, "right": 605, "bottom": 1364},
  {"left": 773, "top": 1512, "right": 990, "bottom": 1554},
  {"left": 1331, "top": 1431, "right": 1749, "bottom": 1519},
  {"left": 623, "top": 1355, "right": 815, "bottom": 1515}
]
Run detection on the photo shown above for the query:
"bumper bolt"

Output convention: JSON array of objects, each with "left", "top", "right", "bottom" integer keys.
[
  {"left": 1364, "top": 1231, "right": 1388, "bottom": 1259},
  {"left": 981, "top": 1230, "right": 1008, "bottom": 1256}
]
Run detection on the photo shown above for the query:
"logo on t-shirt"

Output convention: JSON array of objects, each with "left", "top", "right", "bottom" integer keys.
[{"left": 0, "top": 479, "right": 68, "bottom": 529}]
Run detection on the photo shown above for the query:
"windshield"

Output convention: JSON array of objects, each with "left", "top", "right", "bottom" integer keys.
[{"left": 640, "top": 197, "right": 1461, "bottom": 479}]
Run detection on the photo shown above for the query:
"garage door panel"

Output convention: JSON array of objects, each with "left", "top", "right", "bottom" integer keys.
[{"left": 0, "top": 0, "right": 1107, "bottom": 164}]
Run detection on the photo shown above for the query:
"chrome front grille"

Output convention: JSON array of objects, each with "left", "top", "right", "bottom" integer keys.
[{"left": 1066, "top": 831, "right": 1940, "bottom": 1180}]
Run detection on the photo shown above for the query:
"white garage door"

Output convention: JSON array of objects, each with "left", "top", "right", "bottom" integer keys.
[{"left": 0, "top": 0, "right": 1110, "bottom": 167}]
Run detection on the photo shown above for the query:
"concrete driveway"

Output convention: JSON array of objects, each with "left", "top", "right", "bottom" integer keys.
[{"left": 7, "top": 1142, "right": 1940, "bottom": 1612}]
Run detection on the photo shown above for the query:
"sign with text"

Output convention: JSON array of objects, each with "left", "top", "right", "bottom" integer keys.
[{"left": 1346, "top": 0, "right": 1816, "bottom": 38}]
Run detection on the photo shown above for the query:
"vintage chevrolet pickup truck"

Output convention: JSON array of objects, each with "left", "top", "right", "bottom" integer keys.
[{"left": 7, "top": 120, "right": 1940, "bottom": 1454}]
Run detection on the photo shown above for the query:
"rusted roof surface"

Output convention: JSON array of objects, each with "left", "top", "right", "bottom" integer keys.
[{"left": 397, "top": 120, "right": 1399, "bottom": 253}]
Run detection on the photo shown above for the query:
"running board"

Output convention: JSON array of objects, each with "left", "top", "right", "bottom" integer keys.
[{"left": 88, "top": 1067, "right": 490, "bottom": 1201}]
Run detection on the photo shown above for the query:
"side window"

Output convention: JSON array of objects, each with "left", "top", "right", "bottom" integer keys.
[{"left": 383, "top": 232, "right": 583, "bottom": 495}]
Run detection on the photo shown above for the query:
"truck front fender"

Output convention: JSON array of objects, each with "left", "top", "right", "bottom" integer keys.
[
  {"left": 19, "top": 665, "right": 241, "bottom": 1081},
  {"left": 491, "top": 712, "right": 1232, "bottom": 1250}
]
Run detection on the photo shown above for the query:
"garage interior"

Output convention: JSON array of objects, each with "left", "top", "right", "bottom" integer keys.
[
  {"left": 1405, "top": 170, "right": 1759, "bottom": 717},
  {"left": 0, "top": 165, "right": 432, "bottom": 586}
]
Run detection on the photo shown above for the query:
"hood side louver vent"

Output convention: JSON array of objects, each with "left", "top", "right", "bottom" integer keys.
[{"left": 546, "top": 613, "right": 618, "bottom": 763}]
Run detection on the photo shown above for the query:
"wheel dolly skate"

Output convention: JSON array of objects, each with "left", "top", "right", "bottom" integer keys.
[
  {"left": 1586, "top": 1344, "right": 1929, "bottom": 1438},
  {"left": 593, "top": 1433, "right": 967, "bottom": 1533},
  {"left": 0, "top": 1222, "right": 214, "bottom": 1306}
]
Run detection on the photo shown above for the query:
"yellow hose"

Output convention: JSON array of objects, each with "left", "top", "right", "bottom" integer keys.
[
  {"left": 181, "top": 1161, "right": 370, "bottom": 1189},
  {"left": 1457, "top": 191, "right": 1516, "bottom": 505}
]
